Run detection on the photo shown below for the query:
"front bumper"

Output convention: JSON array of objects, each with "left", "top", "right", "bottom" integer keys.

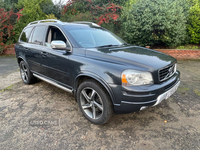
[{"left": 110, "top": 71, "right": 180, "bottom": 113}]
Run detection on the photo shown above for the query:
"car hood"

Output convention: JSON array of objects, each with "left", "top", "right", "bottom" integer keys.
[{"left": 85, "top": 46, "right": 176, "bottom": 71}]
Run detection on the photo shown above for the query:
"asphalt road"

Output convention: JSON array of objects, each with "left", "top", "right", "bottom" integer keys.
[
  {"left": 0, "top": 56, "right": 18, "bottom": 76},
  {"left": 0, "top": 57, "right": 200, "bottom": 150}
]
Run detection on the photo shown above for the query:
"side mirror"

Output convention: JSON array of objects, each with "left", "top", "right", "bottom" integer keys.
[{"left": 51, "top": 40, "right": 71, "bottom": 51}]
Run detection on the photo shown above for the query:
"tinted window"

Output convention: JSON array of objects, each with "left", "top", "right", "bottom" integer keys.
[
  {"left": 20, "top": 27, "right": 33, "bottom": 42},
  {"left": 31, "top": 26, "right": 46, "bottom": 45}
]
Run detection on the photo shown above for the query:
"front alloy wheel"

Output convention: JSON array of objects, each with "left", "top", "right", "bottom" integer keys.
[
  {"left": 77, "top": 80, "right": 113, "bottom": 125},
  {"left": 80, "top": 88, "right": 103, "bottom": 120}
]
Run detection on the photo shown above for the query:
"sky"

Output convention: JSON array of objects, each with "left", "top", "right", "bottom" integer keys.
[{"left": 52, "top": 0, "right": 69, "bottom": 5}]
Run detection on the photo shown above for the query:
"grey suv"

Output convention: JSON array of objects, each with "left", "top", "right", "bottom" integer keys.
[{"left": 15, "top": 19, "right": 180, "bottom": 125}]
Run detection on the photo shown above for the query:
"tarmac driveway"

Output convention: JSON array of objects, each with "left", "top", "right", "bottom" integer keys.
[
  {"left": 0, "top": 56, "right": 19, "bottom": 76},
  {"left": 0, "top": 58, "right": 200, "bottom": 150}
]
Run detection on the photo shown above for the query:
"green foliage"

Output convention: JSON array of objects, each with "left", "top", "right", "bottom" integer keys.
[
  {"left": 0, "top": 8, "right": 21, "bottom": 53},
  {"left": 124, "top": 0, "right": 138, "bottom": 9},
  {"left": 176, "top": 45, "right": 199, "bottom": 49},
  {"left": 188, "top": 0, "right": 200, "bottom": 44},
  {"left": 120, "top": 0, "right": 189, "bottom": 47},
  {"left": 62, "top": 11, "right": 93, "bottom": 22},
  {"left": 61, "top": 0, "right": 90, "bottom": 22},
  {"left": 41, "top": 0, "right": 62, "bottom": 19},
  {"left": 93, "top": 0, "right": 126, "bottom": 6},
  {"left": 61, "top": 0, "right": 122, "bottom": 35},
  {"left": 13, "top": 0, "right": 48, "bottom": 42},
  {"left": 176, "top": 46, "right": 185, "bottom": 49},
  {"left": 0, "top": 0, "right": 18, "bottom": 12},
  {"left": 46, "top": 14, "right": 57, "bottom": 19},
  {"left": 0, "top": 0, "right": 4, "bottom": 9}
]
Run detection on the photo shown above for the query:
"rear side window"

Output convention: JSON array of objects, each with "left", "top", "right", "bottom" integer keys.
[
  {"left": 20, "top": 27, "right": 33, "bottom": 42},
  {"left": 30, "top": 26, "right": 46, "bottom": 45}
]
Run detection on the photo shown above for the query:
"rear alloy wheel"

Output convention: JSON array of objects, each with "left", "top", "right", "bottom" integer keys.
[
  {"left": 77, "top": 80, "right": 113, "bottom": 125},
  {"left": 19, "top": 61, "right": 37, "bottom": 84}
]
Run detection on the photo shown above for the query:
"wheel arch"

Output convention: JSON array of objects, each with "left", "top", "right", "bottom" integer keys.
[
  {"left": 17, "top": 57, "right": 23, "bottom": 65},
  {"left": 17, "top": 56, "right": 30, "bottom": 69},
  {"left": 74, "top": 73, "right": 116, "bottom": 105}
]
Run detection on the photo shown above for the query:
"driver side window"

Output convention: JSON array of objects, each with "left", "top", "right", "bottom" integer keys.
[{"left": 45, "top": 26, "right": 68, "bottom": 48}]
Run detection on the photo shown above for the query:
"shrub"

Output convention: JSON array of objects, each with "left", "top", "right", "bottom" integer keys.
[
  {"left": 188, "top": 0, "right": 200, "bottom": 44},
  {"left": 61, "top": 0, "right": 122, "bottom": 34},
  {"left": 61, "top": 0, "right": 89, "bottom": 21},
  {"left": 0, "top": 8, "right": 22, "bottom": 53},
  {"left": 63, "top": 11, "right": 94, "bottom": 22},
  {"left": 1, "top": 0, "right": 18, "bottom": 12},
  {"left": 124, "top": 0, "right": 138, "bottom": 9},
  {"left": 93, "top": 0, "right": 126, "bottom": 6},
  {"left": 120, "top": 0, "right": 188, "bottom": 47},
  {"left": 46, "top": 14, "right": 57, "bottom": 19}
]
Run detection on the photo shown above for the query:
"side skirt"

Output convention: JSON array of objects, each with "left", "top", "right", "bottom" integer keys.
[{"left": 33, "top": 73, "right": 73, "bottom": 93}]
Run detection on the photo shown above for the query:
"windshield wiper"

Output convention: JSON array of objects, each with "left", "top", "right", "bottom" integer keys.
[
  {"left": 120, "top": 43, "right": 130, "bottom": 46},
  {"left": 96, "top": 44, "right": 120, "bottom": 48}
]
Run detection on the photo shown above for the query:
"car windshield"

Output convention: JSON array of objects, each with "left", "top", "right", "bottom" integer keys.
[{"left": 65, "top": 25, "right": 126, "bottom": 48}]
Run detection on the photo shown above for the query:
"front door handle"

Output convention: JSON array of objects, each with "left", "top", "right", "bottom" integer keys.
[
  {"left": 41, "top": 51, "right": 47, "bottom": 57},
  {"left": 24, "top": 48, "right": 28, "bottom": 53}
]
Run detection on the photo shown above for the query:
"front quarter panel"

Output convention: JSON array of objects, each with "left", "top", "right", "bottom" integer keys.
[
  {"left": 70, "top": 48, "right": 126, "bottom": 86},
  {"left": 69, "top": 48, "right": 128, "bottom": 104}
]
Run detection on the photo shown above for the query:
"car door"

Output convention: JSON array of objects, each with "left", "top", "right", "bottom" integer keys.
[
  {"left": 17, "top": 26, "right": 34, "bottom": 63},
  {"left": 25, "top": 25, "right": 48, "bottom": 75},
  {"left": 39, "top": 25, "right": 72, "bottom": 88}
]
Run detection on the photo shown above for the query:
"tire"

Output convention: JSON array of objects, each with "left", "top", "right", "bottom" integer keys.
[
  {"left": 19, "top": 61, "right": 37, "bottom": 84},
  {"left": 77, "top": 80, "right": 113, "bottom": 125}
]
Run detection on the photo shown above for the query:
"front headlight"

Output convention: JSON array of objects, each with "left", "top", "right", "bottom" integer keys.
[
  {"left": 174, "top": 63, "right": 177, "bottom": 73},
  {"left": 121, "top": 69, "right": 154, "bottom": 86}
]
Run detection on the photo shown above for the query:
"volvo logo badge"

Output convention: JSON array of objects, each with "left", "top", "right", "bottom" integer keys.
[
  {"left": 168, "top": 67, "right": 174, "bottom": 75},
  {"left": 164, "top": 66, "right": 174, "bottom": 79}
]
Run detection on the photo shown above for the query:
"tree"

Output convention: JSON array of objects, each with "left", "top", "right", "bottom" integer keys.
[
  {"left": 93, "top": 0, "right": 126, "bottom": 6},
  {"left": 41, "top": 0, "right": 62, "bottom": 19},
  {"left": 13, "top": 0, "right": 48, "bottom": 42},
  {"left": 0, "top": 0, "right": 18, "bottom": 12},
  {"left": 120, "top": 0, "right": 188, "bottom": 47},
  {"left": 61, "top": 0, "right": 122, "bottom": 34}
]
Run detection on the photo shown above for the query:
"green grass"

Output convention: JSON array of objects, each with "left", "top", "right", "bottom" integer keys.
[
  {"left": 0, "top": 85, "right": 13, "bottom": 92},
  {"left": 194, "top": 89, "right": 200, "bottom": 96},
  {"left": 177, "top": 87, "right": 189, "bottom": 91},
  {"left": 177, "top": 87, "right": 189, "bottom": 95}
]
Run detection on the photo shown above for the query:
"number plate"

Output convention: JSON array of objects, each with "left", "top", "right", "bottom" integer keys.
[
  {"left": 165, "top": 82, "right": 180, "bottom": 100},
  {"left": 153, "top": 81, "right": 180, "bottom": 106}
]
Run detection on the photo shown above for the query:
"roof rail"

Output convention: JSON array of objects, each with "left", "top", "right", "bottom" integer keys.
[
  {"left": 27, "top": 19, "right": 65, "bottom": 26},
  {"left": 72, "top": 21, "right": 100, "bottom": 27}
]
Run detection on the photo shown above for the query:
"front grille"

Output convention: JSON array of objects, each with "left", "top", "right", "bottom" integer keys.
[{"left": 159, "top": 64, "right": 176, "bottom": 82}]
